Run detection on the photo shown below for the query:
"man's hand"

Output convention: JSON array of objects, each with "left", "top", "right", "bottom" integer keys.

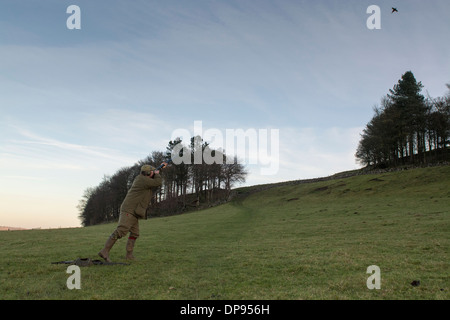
[{"left": 149, "top": 170, "right": 160, "bottom": 178}]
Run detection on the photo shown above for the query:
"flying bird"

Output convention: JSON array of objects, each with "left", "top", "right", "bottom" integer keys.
[{"left": 391, "top": 7, "right": 398, "bottom": 13}]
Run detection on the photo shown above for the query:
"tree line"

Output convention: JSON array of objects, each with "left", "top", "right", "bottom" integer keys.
[
  {"left": 356, "top": 71, "right": 449, "bottom": 167},
  {"left": 78, "top": 137, "right": 247, "bottom": 226}
]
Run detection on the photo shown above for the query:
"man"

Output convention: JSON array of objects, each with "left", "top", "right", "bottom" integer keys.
[{"left": 98, "top": 164, "right": 164, "bottom": 262}]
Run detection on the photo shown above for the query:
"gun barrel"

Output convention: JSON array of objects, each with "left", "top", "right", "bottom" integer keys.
[{"left": 156, "top": 159, "right": 172, "bottom": 170}]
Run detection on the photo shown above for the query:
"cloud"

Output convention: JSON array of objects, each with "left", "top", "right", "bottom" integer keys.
[
  {"left": 3, "top": 124, "right": 134, "bottom": 167},
  {"left": 164, "top": 121, "right": 363, "bottom": 186},
  {"left": 0, "top": 122, "right": 143, "bottom": 228},
  {"left": 244, "top": 126, "right": 363, "bottom": 186},
  {"left": 81, "top": 109, "right": 175, "bottom": 152}
]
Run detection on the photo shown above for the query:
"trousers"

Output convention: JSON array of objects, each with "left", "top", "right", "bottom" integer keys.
[{"left": 111, "top": 211, "right": 139, "bottom": 240}]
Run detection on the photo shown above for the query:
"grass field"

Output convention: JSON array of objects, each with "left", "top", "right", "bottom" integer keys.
[{"left": 0, "top": 166, "right": 449, "bottom": 300}]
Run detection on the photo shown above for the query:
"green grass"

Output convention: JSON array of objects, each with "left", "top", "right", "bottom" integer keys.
[{"left": 1, "top": 166, "right": 449, "bottom": 300}]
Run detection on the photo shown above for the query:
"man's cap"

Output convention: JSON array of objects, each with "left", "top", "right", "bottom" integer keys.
[{"left": 141, "top": 165, "right": 156, "bottom": 173}]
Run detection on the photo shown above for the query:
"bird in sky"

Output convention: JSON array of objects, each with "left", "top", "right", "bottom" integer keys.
[{"left": 391, "top": 7, "right": 398, "bottom": 13}]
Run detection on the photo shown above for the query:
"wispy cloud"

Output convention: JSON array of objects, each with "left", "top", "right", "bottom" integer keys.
[
  {"left": 244, "top": 126, "right": 363, "bottom": 186},
  {"left": 80, "top": 109, "right": 175, "bottom": 152},
  {"left": 4, "top": 124, "right": 135, "bottom": 166}
]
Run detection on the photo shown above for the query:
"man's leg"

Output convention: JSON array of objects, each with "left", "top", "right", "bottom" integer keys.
[
  {"left": 98, "top": 235, "right": 117, "bottom": 263},
  {"left": 126, "top": 219, "right": 139, "bottom": 260},
  {"left": 98, "top": 212, "right": 133, "bottom": 262},
  {"left": 125, "top": 218, "right": 139, "bottom": 260},
  {"left": 125, "top": 236, "right": 137, "bottom": 260}
]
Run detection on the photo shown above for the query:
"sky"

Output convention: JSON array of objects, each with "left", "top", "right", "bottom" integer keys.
[{"left": 1, "top": 0, "right": 449, "bottom": 229}]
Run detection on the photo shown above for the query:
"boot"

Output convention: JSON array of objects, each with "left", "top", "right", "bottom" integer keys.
[
  {"left": 98, "top": 235, "right": 117, "bottom": 263},
  {"left": 125, "top": 237, "right": 137, "bottom": 260}
]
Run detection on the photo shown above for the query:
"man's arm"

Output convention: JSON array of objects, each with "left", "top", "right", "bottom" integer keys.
[{"left": 146, "top": 171, "right": 162, "bottom": 188}]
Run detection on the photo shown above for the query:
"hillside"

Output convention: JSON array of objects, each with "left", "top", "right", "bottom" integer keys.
[
  {"left": 0, "top": 165, "right": 448, "bottom": 300},
  {"left": 0, "top": 226, "right": 28, "bottom": 231}
]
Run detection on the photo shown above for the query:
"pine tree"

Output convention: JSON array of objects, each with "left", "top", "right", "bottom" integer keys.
[{"left": 387, "top": 71, "right": 427, "bottom": 162}]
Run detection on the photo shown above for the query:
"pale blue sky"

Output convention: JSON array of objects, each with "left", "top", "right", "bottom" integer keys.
[{"left": 1, "top": 0, "right": 449, "bottom": 228}]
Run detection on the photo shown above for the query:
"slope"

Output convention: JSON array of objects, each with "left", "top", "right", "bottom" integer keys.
[{"left": 0, "top": 165, "right": 448, "bottom": 299}]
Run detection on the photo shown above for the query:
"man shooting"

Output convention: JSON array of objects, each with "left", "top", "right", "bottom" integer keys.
[{"left": 98, "top": 163, "right": 167, "bottom": 262}]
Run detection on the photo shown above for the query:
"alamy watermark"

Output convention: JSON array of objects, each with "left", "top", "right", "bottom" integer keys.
[
  {"left": 66, "top": 265, "right": 81, "bottom": 290},
  {"left": 366, "top": 265, "right": 381, "bottom": 289},
  {"left": 366, "top": 5, "right": 381, "bottom": 30},
  {"left": 66, "top": 5, "right": 81, "bottom": 30},
  {"left": 66, "top": 4, "right": 388, "bottom": 32},
  {"left": 170, "top": 121, "right": 280, "bottom": 176}
]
